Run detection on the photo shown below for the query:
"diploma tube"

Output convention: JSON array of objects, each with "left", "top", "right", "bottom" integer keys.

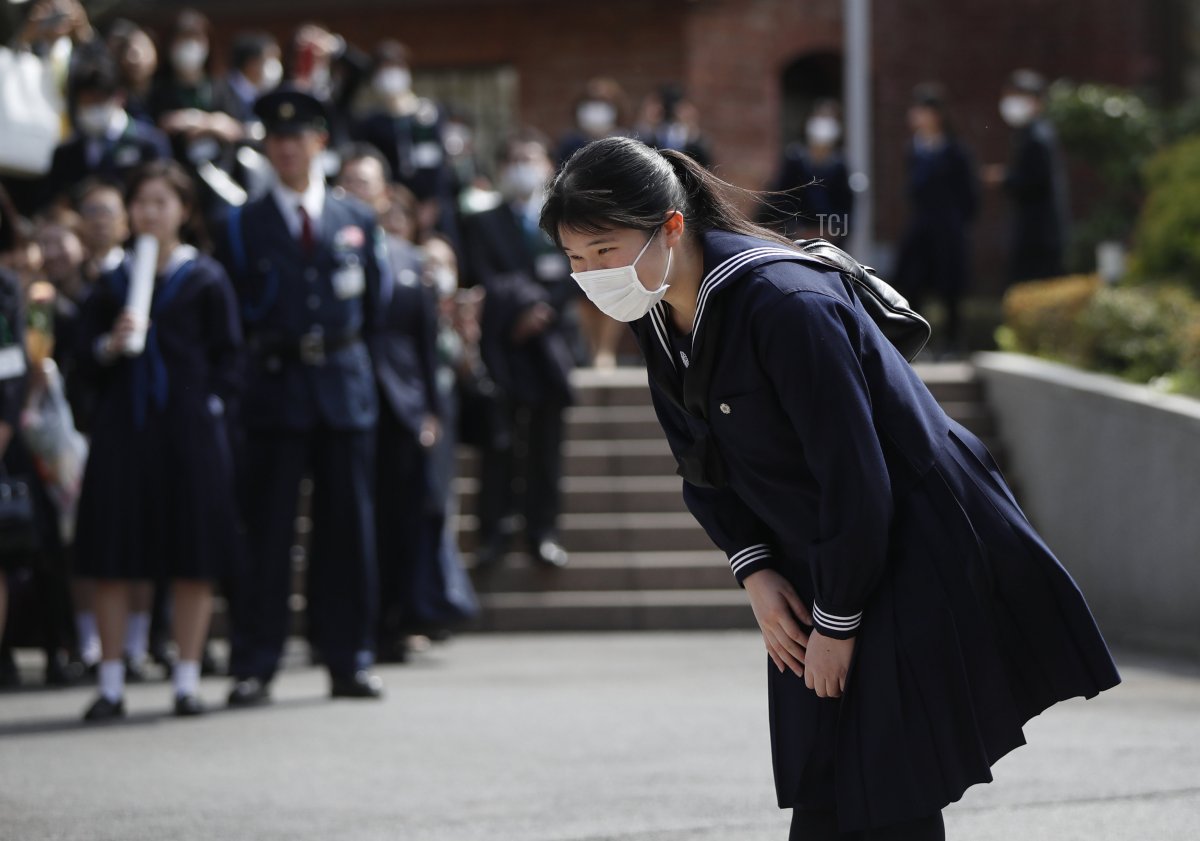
[{"left": 124, "top": 234, "right": 158, "bottom": 356}]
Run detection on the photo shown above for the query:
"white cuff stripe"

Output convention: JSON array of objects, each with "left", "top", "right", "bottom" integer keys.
[
  {"left": 728, "top": 543, "right": 770, "bottom": 567},
  {"left": 730, "top": 551, "right": 771, "bottom": 575},
  {"left": 813, "top": 605, "right": 862, "bottom": 630}
]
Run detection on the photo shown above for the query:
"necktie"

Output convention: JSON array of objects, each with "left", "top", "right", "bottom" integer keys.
[{"left": 297, "top": 205, "right": 315, "bottom": 257}]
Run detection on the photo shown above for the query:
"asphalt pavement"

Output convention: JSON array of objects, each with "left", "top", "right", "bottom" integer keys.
[{"left": 1, "top": 632, "right": 1197, "bottom": 841}]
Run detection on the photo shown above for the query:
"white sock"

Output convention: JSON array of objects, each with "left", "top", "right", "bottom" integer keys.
[
  {"left": 98, "top": 660, "right": 125, "bottom": 703},
  {"left": 124, "top": 612, "right": 149, "bottom": 662},
  {"left": 173, "top": 660, "right": 200, "bottom": 698},
  {"left": 75, "top": 612, "right": 100, "bottom": 666}
]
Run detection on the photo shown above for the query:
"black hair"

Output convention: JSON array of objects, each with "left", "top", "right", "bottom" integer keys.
[
  {"left": 72, "top": 177, "right": 125, "bottom": 209},
  {"left": 71, "top": 56, "right": 122, "bottom": 99},
  {"left": 339, "top": 142, "right": 394, "bottom": 181},
  {"left": 0, "top": 184, "right": 22, "bottom": 255},
  {"left": 231, "top": 32, "right": 278, "bottom": 73},
  {"left": 125, "top": 160, "right": 209, "bottom": 252},
  {"left": 911, "top": 81, "right": 957, "bottom": 138},
  {"left": 539, "top": 136, "right": 793, "bottom": 249},
  {"left": 497, "top": 126, "right": 551, "bottom": 167}
]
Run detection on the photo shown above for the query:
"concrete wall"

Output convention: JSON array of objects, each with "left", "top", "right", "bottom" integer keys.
[{"left": 974, "top": 352, "right": 1200, "bottom": 660}]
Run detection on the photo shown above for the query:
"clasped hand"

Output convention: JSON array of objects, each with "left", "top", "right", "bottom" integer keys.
[{"left": 743, "top": 569, "right": 855, "bottom": 699}]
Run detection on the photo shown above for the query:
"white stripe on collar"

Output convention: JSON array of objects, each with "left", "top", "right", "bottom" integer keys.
[{"left": 646, "top": 246, "right": 800, "bottom": 367}]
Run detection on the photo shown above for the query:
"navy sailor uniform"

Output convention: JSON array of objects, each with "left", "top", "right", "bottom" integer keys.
[
  {"left": 73, "top": 247, "right": 242, "bottom": 581},
  {"left": 631, "top": 230, "right": 1121, "bottom": 832}
]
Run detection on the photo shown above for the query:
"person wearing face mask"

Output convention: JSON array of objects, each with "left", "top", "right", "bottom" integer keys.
[
  {"left": 38, "top": 57, "right": 170, "bottom": 213},
  {"left": 336, "top": 145, "right": 448, "bottom": 661},
  {"left": 218, "top": 32, "right": 284, "bottom": 127},
  {"left": 353, "top": 40, "right": 460, "bottom": 252},
  {"left": 556, "top": 77, "right": 629, "bottom": 165},
  {"left": 150, "top": 10, "right": 249, "bottom": 215},
  {"left": 544, "top": 136, "right": 1120, "bottom": 841},
  {"left": 891, "top": 83, "right": 979, "bottom": 359},
  {"left": 760, "top": 100, "right": 854, "bottom": 245},
  {"left": 982, "top": 69, "right": 1070, "bottom": 282},
  {"left": 460, "top": 129, "right": 576, "bottom": 571}
]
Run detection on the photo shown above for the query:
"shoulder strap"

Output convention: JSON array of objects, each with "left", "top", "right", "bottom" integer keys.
[{"left": 226, "top": 204, "right": 247, "bottom": 278}]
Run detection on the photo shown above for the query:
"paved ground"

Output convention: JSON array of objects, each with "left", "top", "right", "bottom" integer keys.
[{"left": 0, "top": 632, "right": 1197, "bottom": 841}]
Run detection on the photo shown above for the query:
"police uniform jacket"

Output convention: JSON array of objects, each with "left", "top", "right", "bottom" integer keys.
[
  {"left": 217, "top": 187, "right": 386, "bottom": 431},
  {"left": 632, "top": 230, "right": 1120, "bottom": 831}
]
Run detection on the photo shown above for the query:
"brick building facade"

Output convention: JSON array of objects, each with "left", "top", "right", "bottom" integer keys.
[{"left": 135, "top": 0, "right": 1179, "bottom": 295}]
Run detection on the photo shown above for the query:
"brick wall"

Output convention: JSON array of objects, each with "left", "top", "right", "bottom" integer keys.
[{"left": 155, "top": 0, "right": 1165, "bottom": 294}]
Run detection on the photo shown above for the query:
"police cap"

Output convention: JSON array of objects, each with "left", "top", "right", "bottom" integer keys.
[{"left": 254, "top": 86, "right": 330, "bottom": 136}]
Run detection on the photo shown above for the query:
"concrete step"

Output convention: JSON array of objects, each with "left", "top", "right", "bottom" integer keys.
[
  {"left": 564, "top": 404, "right": 663, "bottom": 440},
  {"left": 466, "top": 550, "right": 731, "bottom": 593},
  {"left": 457, "top": 438, "right": 676, "bottom": 479},
  {"left": 455, "top": 475, "right": 686, "bottom": 516},
  {"left": 454, "top": 511, "right": 713, "bottom": 553},
  {"left": 470, "top": 589, "right": 757, "bottom": 632}
]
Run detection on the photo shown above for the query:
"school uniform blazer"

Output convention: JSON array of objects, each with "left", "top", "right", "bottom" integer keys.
[
  {"left": 39, "top": 120, "right": 171, "bottom": 210},
  {"left": 216, "top": 192, "right": 387, "bottom": 432},
  {"left": 461, "top": 204, "right": 575, "bottom": 406},
  {"left": 370, "top": 238, "right": 440, "bottom": 438}
]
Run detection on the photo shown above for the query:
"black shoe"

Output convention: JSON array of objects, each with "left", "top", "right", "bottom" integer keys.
[
  {"left": 124, "top": 656, "right": 151, "bottom": 684},
  {"left": 45, "top": 651, "right": 85, "bottom": 687},
  {"left": 533, "top": 538, "right": 569, "bottom": 569},
  {"left": 473, "top": 537, "right": 507, "bottom": 572},
  {"left": 376, "top": 636, "right": 410, "bottom": 664},
  {"left": 83, "top": 695, "right": 126, "bottom": 722},
  {"left": 330, "top": 670, "right": 384, "bottom": 699},
  {"left": 173, "top": 693, "right": 207, "bottom": 717},
  {"left": 227, "top": 677, "right": 272, "bottom": 708},
  {"left": 0, "top": 650, "right": 21, "bottom": 690}
]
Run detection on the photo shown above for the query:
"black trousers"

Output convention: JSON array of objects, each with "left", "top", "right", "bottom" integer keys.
[
  {"left": 375, "top": 411, "right": 429, "bottom": 638},
  {"left": 789, "top": 810, "right": 945, "bottom": 841},
  {"left": 231, "top": 426, "right": 377, "bottom": 681},
  {"left": 477, "top": 399, "right": 566, "bottom": 546}
]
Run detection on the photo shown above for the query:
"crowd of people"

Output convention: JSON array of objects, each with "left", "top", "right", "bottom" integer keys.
[
  {"left": 0, "top": 1, "right": 722, "bottom": 720},
  {"left": 0, "top": 0, "right": 1068, "bottom": 723}
]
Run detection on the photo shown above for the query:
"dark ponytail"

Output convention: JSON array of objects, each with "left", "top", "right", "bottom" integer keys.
[{"left": 540, "top": 136, "right": 793, "bottom": 248}]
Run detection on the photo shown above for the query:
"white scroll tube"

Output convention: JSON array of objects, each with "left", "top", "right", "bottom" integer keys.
[{"left": 123, "top": 234, "right": 158, "bottom": 357}]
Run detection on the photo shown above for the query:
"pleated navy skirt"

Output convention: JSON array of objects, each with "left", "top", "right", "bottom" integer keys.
[{"left": 769, "top": 421, "right": 1121, "bottom": 833}]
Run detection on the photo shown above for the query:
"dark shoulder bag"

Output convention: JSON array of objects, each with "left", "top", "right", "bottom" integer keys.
[{"left": 792, "top": 238, "right": 932, "bottom": 361}]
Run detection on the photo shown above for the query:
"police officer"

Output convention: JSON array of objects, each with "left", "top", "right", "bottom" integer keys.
[{"left": 218, "top": 86, "right": 387, "bottom": 704}]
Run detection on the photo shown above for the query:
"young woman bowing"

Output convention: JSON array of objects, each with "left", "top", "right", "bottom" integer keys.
[
  {"left": 542, "top": 137, "right": 1120, "bottom": 840},
  {"left": 75, "top": 160, "right": 242, "bottom": 721}
]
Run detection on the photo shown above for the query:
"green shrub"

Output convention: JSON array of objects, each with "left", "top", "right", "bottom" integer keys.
[
  {"left": 996, "top": 274, "right": 1102, "bottom": 362},
  {"left": 1075, "top": 285, "right": 1198, "bottom": 383},
  {"left": 1128, "top": 136, "right": 1200, "bottom": 296}
]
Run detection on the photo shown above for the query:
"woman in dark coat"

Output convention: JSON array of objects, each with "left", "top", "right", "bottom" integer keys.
[
  {"left": 74, "top": 161, "right": 242, "bottom": 721},
  {"left": 892, "top": 84, "right": 978, "bottom": 358},
  {"left": 541, "top": 137, "right": 1120, "bottom": 840}
]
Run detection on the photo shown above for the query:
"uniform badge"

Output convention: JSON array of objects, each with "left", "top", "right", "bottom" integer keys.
[{"left": 334, "top": 226, "right": 365, "bottom": 250}]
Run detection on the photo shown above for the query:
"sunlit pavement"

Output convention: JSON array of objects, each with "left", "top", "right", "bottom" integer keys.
[{"left": 1, "top": 632, "right": 1197, "bottom": 841}]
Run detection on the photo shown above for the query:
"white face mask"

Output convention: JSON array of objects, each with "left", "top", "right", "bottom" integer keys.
[
  {"left": 502, "top": 162, "right": 547, "bottom": 200},
  {"left": 260, "top": 58, "right": 284, "bottom": 92},
  {"left": 172, "top": 40, "right": 208, "bottom": 74},
  {"left": 577, "top": 101, "right": 617, "bottom": 135},
  {"left": 375, "top": 67, "right": 412, "bottom": 97},
  {"left": 77, "top": 103, "right": 119, "bottom": 137},
  {"left": 806, "top": 115, "right": 841, "bottom": 146},
  {"left": 1000, "top": 95, "right": 1036, "bottom": 128},
  {"left": 571, "top": 228, "right": 672, "bottom": 323}
]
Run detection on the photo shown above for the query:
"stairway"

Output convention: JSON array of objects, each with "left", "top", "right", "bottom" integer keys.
[{"left": 461, "top": 362, "right": 1000, "bottom": 633}]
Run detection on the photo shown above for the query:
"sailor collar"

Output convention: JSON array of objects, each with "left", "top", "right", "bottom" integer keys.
[{"left": 646, "top": 232, "right": 801, "bottom": 371}]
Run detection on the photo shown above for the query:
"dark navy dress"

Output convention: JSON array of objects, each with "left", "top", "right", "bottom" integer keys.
[
  {"left": 74, "top": 247, "right": 242, "bottom": 581},
  {"left": 632, "top": 231, "right": 1121, "bottom": 832}
]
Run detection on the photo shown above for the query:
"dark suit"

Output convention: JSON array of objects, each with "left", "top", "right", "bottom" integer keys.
[
  {"left": 39, "top": 118, "right": 170, "bottom": 209},
  {"left": 369, "top": 239, "right": 443, "bottom": 639},
  {"left": 217, "top": 188, "right": 387, "bottom": 681},
  {"left": 461, "top": 203, "right": 576, "bottom": 550},
  {"left": 1003, "top": 118, "right": 1070, "bottom": 281}
]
